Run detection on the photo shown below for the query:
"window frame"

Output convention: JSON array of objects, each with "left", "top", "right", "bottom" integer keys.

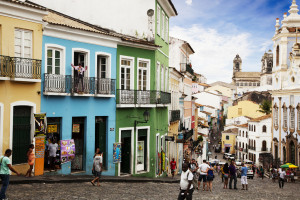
[
  {"left": 95, "top": 52, "right": 111, "bottom": 79},
  {"left": 14, "top": 28, "right": 32, "bottom": 58},
  {"left": 156, "top": 5, "right": 161, "bottom": 36},
  {"left": 120, "top": 55, "right": 135, "bottom": 90},
  {"left": 156, "top": 62, "right": 160, "bottom": 91},
  {"left": 274, "top": 103, "right": 279, "bottom": 130},
  {"left": 71, "top": 48, "right": 90, "bottom": 78},
  {"left": 137, "top": 58, "right": 150, "bottom": 91},
  {"left": 297, "top": 103, "right": 300, "bottom": 135},
  {"left": 161, "top": 64, "right": 164, "bottom": 91},
  {"left": 282, "top": 103, "right": 288, "bottom": 132},
  {"left": 45, "top": 44, "right": 66, "bottom": 75},
  {"left": 289, "top": 105, "right": 295, "bottom": 133},
  {"left": 161, "top": 11, "right": 165, "bottom": 40},
  {"left": 165, "top": 16, "right": 169, "bottom": 43}
]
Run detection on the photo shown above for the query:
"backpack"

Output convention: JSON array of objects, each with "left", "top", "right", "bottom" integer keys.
[{"left": 187, "top": 172, "right": 198, "bottom": 189}]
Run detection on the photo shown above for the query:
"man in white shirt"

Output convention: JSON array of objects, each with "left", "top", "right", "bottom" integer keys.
[
  {"left": 48, "top": 139, "right": 58, "bottom": 171},
  {"left": 197, "top": 160, "right": 210, "bottom": 191},
  {"left": 278, "top": 169, "right": 286, "bottom": 188},
  {"left": 178, "top": 163, "right": 194, "bottom": 200}
]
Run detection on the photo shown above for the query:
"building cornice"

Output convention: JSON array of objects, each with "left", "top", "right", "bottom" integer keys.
[
  {"left": 271, "top": 89, "right": 300, "bottom": 95},
  {"left": 157, "top": 0, "right": 177, "bottom": 17}
]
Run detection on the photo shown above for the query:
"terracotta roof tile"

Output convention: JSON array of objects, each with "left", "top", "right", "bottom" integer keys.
[
  {"left": 223, "top": 128, "right": 238, "bottom": 134},
  {"left": 249, "top": 114, "right": 272, "bottom": 122},
  {"left": 237, "top": 123, "right": 248, "bottom": 128}
]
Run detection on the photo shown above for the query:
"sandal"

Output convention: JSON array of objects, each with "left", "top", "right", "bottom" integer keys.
[{"left": 90, "top": 181, "right": 95, "bottom": 186}]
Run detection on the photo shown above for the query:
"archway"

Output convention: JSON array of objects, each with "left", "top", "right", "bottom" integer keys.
[{"left": 289, "top": 141, "right": 295, "bottom": 164}]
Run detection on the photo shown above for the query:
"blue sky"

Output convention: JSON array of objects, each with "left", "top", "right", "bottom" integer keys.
[{"left": 170, "top": 0, "right": 291, "bottom": 83}]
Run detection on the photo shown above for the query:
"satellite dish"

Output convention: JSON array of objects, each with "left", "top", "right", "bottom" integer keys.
[{"left": 147, "top": 9, "right": 154, "bottom": 17}]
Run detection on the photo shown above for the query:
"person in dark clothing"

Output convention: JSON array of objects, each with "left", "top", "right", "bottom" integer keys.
[
  {"left": 223, "top": 163, "right": 229, "bottom": 189},
  {"left": 229, "top": 161, "right": 237, "bottom": 189}
]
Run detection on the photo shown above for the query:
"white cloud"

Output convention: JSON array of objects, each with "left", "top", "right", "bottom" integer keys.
[
  {"left": 185, "top": 0, "right": 192, "bottom": 6},
  {"left": 170, "top": 24, "right": 255, "bottom": 83}
]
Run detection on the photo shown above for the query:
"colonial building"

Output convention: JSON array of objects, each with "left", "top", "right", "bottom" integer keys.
[{"left": 271, "top": 0, "right": 300, "bottom": 167}]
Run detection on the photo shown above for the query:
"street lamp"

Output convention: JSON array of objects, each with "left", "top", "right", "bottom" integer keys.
[{"left": 134, "top": 110, "right": 150, "bottom": 129}]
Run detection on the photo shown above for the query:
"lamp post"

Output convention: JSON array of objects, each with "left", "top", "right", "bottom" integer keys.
[{"left": 134, "top": 110, "right": 150, "bottom": 129}]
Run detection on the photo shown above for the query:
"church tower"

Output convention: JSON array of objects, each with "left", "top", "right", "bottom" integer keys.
[
  {"left": 260, "top": 50, "right": 273, "bottom": 86},
  {"left": 233, "top": 54, "right": 242, "bottom": 73}
]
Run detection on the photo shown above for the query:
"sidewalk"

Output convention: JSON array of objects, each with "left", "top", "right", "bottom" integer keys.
[{"left": 8, "top": 174, "right": 180, "bottom": 185}]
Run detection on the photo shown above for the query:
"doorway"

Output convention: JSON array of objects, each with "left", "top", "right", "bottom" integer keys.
[
  {"left": 71, "top": 117, "right": 85, "bottom": 172},
  {"left": 12, "top": 106, "right": 32, "bottom": 164},
  {"left": 137, "top": 129, "right": 147, "bottom": 172},
  {"left": 73, "top": 52, "right": 87, "bottom": 93},
  {"left": 95, "top": 117, "right": 107, "bottom": 169},
  {"left": 120, "top": 130, "right": 131, "bottom": 175},
  {"left": 225, "top": 147, "right": 230, "bottom": 153}
]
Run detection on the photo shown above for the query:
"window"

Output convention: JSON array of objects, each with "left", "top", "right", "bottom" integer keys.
[
  {"left": 254, "top": 125, "right": 256, "bottom": 132},
  {"left": 166, "top": 17, "right": 169, "bottom": 42},
  {"left": 73, "top": 51, "right": 88, "bottom": 77},
  {"left": 262, "top": 125, "right": 267, "bottom": 133},
  {"left": 257, "top": 83, "right": 260, "bottom": 86},
  {"left": 249, "top": 82, "right": 252, "bottom": 86},
  {"left": 297, "top": 104, "right": 300, "bottom": 132},
  {"left": 156, "top": 62, "right": 160, "bottom": 91},
  {"left": 262, "top": 140, "right": 267, "bottom": 151},
  {"left": 165, "top": 67, "right": 168, "bottom": 92},
  {"left": 138, "top": 60, "right": 149, "bottom": 91},
  {"left": 276, "top": 45, "right": 279, "bottom": 66},
  {"left": 290, "top": 106, "right": 295, "bottom": 130},
  {"left": 161, "top": 65, "right": 164, "bottom": 91},
  {"left": 238, "top": 108, "right": 242, "bottom": 116},
  {"left": 274, "top": 103, "right": 279, "bottom": 129},
  {"left": 47, "top": 48, "right": 62, "bottom": 74},
  {"left": 246, "top": 131, "right": 248, "bottom": 138},
  {"left": 121, "top": 58, "right": 133, "bottom": 90},
  {"left": 97, "top": 56, "right": 107, "bottom": 78},
  {"left": 157, "top": 5, "right": 161, "bottom": 36},
  {"left": 226, "top": 135, "right": 229, "bottom": 140},
  {"left": 283, "top": 103, "right": 288, "bottom": 130},
  {"left": 162, "top": 12, "right": 165, "bottom": 40},
  {"left": 15, "top": 29, "right": 32, "bottom": 58},
  {"left": 242, "top": 131, "right": 244, "bottom": 137}
]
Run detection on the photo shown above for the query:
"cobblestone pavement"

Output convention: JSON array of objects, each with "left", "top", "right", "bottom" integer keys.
[{"left": 5, "top": 175, "right": 300, "bottom": 200}]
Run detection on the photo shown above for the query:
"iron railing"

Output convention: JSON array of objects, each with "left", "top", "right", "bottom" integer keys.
[
  {"left": 261, "top": 147, "right": 269, "bottom": 152},
  {"left": 186, "top": 64, "right": 194, "bottom": 75},
  {"left": 0, "top": 55, "right": 11, "bottom": 77},
  {"left": 0, "top": 55, "right": 41, "bottom": 79},
  {"left": 44, "top": 74, "right": 115, "bottom": 95},
  {"left": 170, "top": 110, "right": 180, "bottom": 122},
  {"left": 116, "top": 89, "right": 171, "bottom": 104},
  {"left": 243, "top": 149, "right": 248, "bottom": 153}
]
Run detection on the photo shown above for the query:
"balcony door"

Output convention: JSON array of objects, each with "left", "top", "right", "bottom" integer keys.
[
  {"left": 120, "top": 57, "right": 134, "bottom": 103},
  {"left": 97, "top": 56, "right": 110, "bottom": 94},
  {"left": 73, "top": 52, "right": 88, "bottom": 93},
  {"left": 14, "top": 29, "right": 32, "bottom": 78},
  {"left": 137, "top": 60, "right": 149, "bottom": 104}
]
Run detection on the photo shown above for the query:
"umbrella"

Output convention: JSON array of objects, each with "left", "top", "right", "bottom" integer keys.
[{"left": 280, "top": 163, "right": 299, "bottom": 168}]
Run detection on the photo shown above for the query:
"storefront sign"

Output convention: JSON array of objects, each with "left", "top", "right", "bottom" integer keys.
[
  {"left": 34, "top": 113, "right": 47, "bottom": 137},
  {"left": 47, "top": 124, "right": 57, "bottom": 133},
  {"left": 60, "top": 139, "right": 75, "bottom": 164},
  {"left": 113, "top": 143, "right": 121, "bottom": 163},
  {"left": 72, "top": 124, "right": 80, "bottom": 133},
  {"left": 35, "top": 136, "right": 45, "bottom": 176}
]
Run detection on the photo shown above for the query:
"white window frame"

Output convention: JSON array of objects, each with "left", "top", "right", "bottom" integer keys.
[
  {"left": 283, "top": 106, "right": 288, "bottom": 129},
  {"left": 137, "top": 58, "right": 150, "bottom": 91},
  {"left": 290, "top": 107, "right": 295, "bottom": 130},
  {"left": 119, "top": 55, "right": 134, "bottom": 90},
  {"left": 14, "top": 28, "right": 32, "bottom": 58},
  {"left": 165, "top": 67, "right": 168, "bottom": 92},
  {"left": 162, "top": 12, "right": 165, "bottom": 40},
  {"left": 166, "top": 16, "right": 169, "bottom": 42},
  {"left": 118, "top": 127, "right": 134, "bottom": 176},
  {"left": 161, "top": 65, "right": 164, "bottom": 91},
  {"left": 95, "top": 52, "right": 111, "bottom": 79},
  {"left": 71, "top": 48, "right": 90, "bottom": 77},
  {"left": 157, "top": 5, "right": 161, "bottom": 36},
  {"left": 297, "top": 107, "right": 300, "bottom": 131},
  {"left": 45, "top": 44, "right": 66, "bottom": 75},
  {"left": 156, "top": 62, "right": 160, "bottom": 91},
  {"left": 135, "top": 126, "right": 150, "bottom": 174}
]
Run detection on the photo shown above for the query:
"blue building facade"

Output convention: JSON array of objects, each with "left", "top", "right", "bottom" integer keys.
[{"left": 41, "top": 13, "right": 118, "bottom": 176}]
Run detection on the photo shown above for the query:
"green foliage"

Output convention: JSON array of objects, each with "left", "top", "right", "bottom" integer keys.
[{"left": 258, "top": 100, "right": 272, "bottom": 115}]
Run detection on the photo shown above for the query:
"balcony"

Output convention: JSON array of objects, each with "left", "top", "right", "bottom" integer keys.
[
  {"left": 180, "top": 63, "right": 194, "bottom": 75},
  {"left": 243, "top": 149, "right": 248, "bottom": 153},
  {"left": 43, "top": 74, "right": 115, "bottom": 97},
  {"left": 261, "top": 147, "right": 269, "bottom": 152},
  {"left": 0, "top": 55, "right": 41, "bottom": 82},
  {"left": 116, "top": 89, "right": 171, "bottom": 107},
  {"left": 170, "top": 110, "right": 180, "bottom": 122}
]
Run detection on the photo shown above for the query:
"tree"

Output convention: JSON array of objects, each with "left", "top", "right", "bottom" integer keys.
[{"left": 258, "top": 100, "right": 272, "bottom": 115}]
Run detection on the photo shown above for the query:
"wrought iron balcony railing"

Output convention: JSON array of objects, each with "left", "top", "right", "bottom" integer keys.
[
  {"left": 170, "top": 110, "right": 180, "bottom": 122},
  {"left": 0, "top": 55, "right": 11, "bottom": 77},
  {"left": 44, "top": 74, "right": 115, "bottom": 95},
  {"left": 116, "top": 89, "right": 171, "bottom": 105},
  {"left": 0, "top": 55, "right": 41, "bottom": 79}
]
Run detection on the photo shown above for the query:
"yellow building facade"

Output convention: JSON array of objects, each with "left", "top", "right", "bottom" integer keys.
[
  {"left": 0, "top": 1, "right": 46, "bottom": 172},
  {"left": 227, "top": 100, "right": 265, "bottom": 119},
  {"left": 221, "top": 128, "right": 238, "bottom": 154}
]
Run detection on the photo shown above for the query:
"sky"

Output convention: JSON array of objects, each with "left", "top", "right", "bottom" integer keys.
[{"left": 170, "top": 0, "right": 292, "bottom": 83}]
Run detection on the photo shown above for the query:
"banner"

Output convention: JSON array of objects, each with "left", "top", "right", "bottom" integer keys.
[
  {"left": 34, "top": 137, "right": 45, "bottom": 176},
  {"left": 161, "top": 150, "right": 165, "bottom": 172},
  {"left": 113, "top": 143, "right": 121, "bottom": 163},
  {"left": 60, "top": 139, "right": 75, "bottom": 164},
  {"left": 34, "top": 113, "right": 47, "bottom": 137}
]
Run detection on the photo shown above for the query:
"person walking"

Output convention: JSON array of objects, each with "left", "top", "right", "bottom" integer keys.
[
  {"left": 229, "top": 160, "right": 237, "bottom": 189},
  {"left": 223, "top": 163, "right": 229, "bottom": 189},
  {"left": 170, "top": 158, "right": 177, "bottom": 178},
  {"left": 189, "top": 159, "right": 198, "bottom": 176},
  {"left": 252, "top": 165, "right": 255, "bottom": 179},
  {"left": 240, "top": 163, "right": 248, "bottom": 190},
  {"left": 259, "top": 166, "right": 264, "bottom": 180},
  {"left": 91, "top": 151, "right": 103, "bottom": 186},
  {"left": 25, "top": 144, "right": 35, "bottom": 177},
  {"left": 206, "top": 163, "right": 214, "bottom": 192},
  {"left": 278, "top": 169, "right": 286, "bottom": 189},
  {"left": 178, "top": 163, "right": 194, "bottom": 200},
  {"left": 0, "top": 149, "right": 20, "bottom": 200},
  {"left": 197, "top": 160, "right": 210, "bottom": 191},
  {"left": 48, "top": 139, "right": 58, "bottom": 172}
]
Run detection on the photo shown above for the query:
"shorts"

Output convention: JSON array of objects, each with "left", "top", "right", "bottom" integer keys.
[
  {"left": 241, "top": 176, "right": 248, "bottom": 185},
  {"left": 95, "top": 171, "right": 102, "bottom": 178},
  {"left": 171, "top": 169, "right": 175, "bottom": 174},
  {"left": 198, "top": 174, "right": 207, "bottom": 182},
  {"left": 207, "top": 174, "right": 214, "bottom": 181}
]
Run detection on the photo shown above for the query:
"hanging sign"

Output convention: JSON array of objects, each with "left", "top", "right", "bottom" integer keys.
[
  {"left": 60, "top": 139, "right": 75, "bottom": 163},
  {"left": 34, "top": 113, "right": 47, "bottom": 137},
  {"left": 113, "top": 143, "right": 121, "bottom": 163},
  {"left": 34, "top": 136, "right": 45, "bottom": 176},
  {"left": 47, "top": 124, "right": 57, "bottom": 133},
  {"left": 72, "top": 124, "right": 80, "bottom": 133}
]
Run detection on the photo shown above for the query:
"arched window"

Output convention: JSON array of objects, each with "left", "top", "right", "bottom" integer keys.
[
  {"left": 262, "top": 140, "right": 267, "bottom": 151},
  {"left": 254, "top": 125, "right": 256, "bottom": 132},
  {"left": 239, "top": 142, "right": 241, "bottom": 148},
  {"left": 246, "top": 131, "right": 248, "bottom": 138},
  {"left": 242, "top": 131, "right": 244, "bottom": 137},
  {"left": 254, "top": 140, "right": 256, "bottom": 150},
  {"left": 243, "top": 143, "right": 244, "bottom": 148},
  {"left": 276, "top": 45, "right": 279, "bottom": 66},
  {"left": 262, "top": 125, "right": 267, "bottom": 133}
]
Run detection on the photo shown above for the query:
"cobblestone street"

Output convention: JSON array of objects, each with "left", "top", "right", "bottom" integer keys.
[{"left": 5, "top": 175, "right": 300, "bottom": 200}]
